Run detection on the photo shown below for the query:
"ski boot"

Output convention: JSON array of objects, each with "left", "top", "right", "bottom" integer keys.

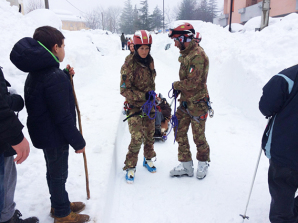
[
  {"left": 125, "top": 167, "right": 136, "bottom": 184},
  {"left": 196, "top": 161, "right": 209, "bottom": 179},
  {"left": 143, "top": 157, "right": 156, "bottom": 173},
  {"left": 170, "top": 161, "right": 194, "bottom": 177}
]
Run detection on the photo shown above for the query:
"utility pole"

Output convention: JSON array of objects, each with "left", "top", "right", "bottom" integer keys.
[
  {"left": 163, "top": 0, "right": 165, "bottom": 33},
  {"left": 45, "top": 0, "right": 49, "bottom": 9},
  {"left": 260, "top": 0, "right": 271, "bottom": 30},
  {"left": 228, "top": 0, "right": 233, "bottom": 32}
]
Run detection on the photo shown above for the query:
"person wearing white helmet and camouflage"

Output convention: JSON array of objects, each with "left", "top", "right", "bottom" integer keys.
[
  {"left": 120, "top": 30, "right": 157, "bottom": 183},
  {"left": 168, "top": 22, "right": 211, "bottom": 179}
]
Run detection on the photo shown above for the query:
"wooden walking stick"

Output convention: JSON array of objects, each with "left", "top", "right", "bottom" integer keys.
[{"left": 69, "top": 71, "right": 91, "bottom": 200}]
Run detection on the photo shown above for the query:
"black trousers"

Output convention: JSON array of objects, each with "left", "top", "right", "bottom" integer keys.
[{"left": 268, "top": 160, "right": 298, "bottom": 223}]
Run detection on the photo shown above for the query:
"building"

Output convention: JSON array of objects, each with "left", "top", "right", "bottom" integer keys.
[
  {"left": 214, "top": 0, "right": 298, "bottom": 27},
  {"left": 53, "top": 9, "right": 88, "bottom": 31}
]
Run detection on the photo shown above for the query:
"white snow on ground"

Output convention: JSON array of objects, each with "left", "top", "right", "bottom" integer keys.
[{"left": 1, "top": 1, "right": 298, "bottom": 222}]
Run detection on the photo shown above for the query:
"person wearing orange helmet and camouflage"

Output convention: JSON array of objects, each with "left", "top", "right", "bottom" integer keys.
[
  {"left": 168, "top": 22, "right": 211, "bottom": 179},
  {"left": 125, "top": 39, "right": 135, "bottom": 62},
  {"left": 120, "top": 30, "right": 157, "bottom": 183}
]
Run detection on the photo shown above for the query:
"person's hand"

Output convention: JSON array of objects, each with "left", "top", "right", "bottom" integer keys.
[
  {"left": 11, "top": 137, "right": 30, "bottom": 164},
  {"left": 173, "top": 89, "right": 181, "bottom": 98},
  {"left": 172, "top": 83, "right": 181, "bottom": 98},
  {"left": 66, "top": 64, "right": 75, "bottom": 76},
  {"left": 145, "top": 91, "right": 155, "bottom": 101},
  {"left": 75, "top": 147, "right": 85, "bottom": 154}
]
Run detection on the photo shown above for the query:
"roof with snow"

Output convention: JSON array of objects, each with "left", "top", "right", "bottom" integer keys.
[{"left": 52, "top": 9, "right": 86, "bottom": 22}]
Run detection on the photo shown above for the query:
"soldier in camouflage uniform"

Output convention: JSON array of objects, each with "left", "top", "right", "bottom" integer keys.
[
  {"left": 168, "top": 22, "right": 211, "bottom": 179},
  {"left": 120, "top": 30, "right": 157, "bottom": 183},
  {"left": 125, "top": 39, "right": 134, "bottom": 62}
]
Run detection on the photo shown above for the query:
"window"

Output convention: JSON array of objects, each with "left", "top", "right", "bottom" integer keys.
[{"left": 247, "top": 0, "right": 258, "bottom": 7}]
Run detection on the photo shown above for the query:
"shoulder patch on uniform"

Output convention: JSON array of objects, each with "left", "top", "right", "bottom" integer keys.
[
  {"left": 122, "top": 74, "right": 127, "bottom": 81},
  {"left": 189, "top": 65, "right": 195, "bottom": 73},
  {"left": 121, "top": 82, "right": 126, "bottom": 88}
]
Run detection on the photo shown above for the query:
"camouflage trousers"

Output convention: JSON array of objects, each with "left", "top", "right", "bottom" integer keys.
[
  {"left": 123, "top": 115, "right": 156, "bottom": 170},
  {"left": 175, "top": 108, "right": 210, "bottom": 162}
]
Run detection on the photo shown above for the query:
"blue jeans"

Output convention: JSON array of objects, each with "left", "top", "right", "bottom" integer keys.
[
  {"left": 0, "top": 153, "right": 4, "bottom": 219},
  {"left": 43, "top": 145, "right": 71, "bottom": 218}
]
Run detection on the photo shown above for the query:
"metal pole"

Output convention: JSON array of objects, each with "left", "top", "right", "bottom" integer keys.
[
  {"left": 240, "top": 146, "right": 263, "bottom": 220},
  {"left": 240, "top": 118, "right": 271, "bottom": 221},
  {"left": 163, "top": 0, "right": 165, "bottom": 33},
  {"left": 45, "top": 0, "right": 49, "bottom": 9},
  {"left": 260, "top": 0, "right": 271, "bottom": 30},
  {"left": 228, "top": 0, "right": 233, "bottom": 32}
]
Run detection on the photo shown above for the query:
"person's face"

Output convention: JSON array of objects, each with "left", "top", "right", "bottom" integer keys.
[
  {"left": 174, "top": 39, "right": 182, "bottom": 49},
  {"left": 137, "top": 45, "right": 150, "bottom": 58},
  {"left": 52, "top": 39, "right": 65, "bottom": 62},
  {"left": 130, "top": 44, "right": 135, "bottom": 52}
]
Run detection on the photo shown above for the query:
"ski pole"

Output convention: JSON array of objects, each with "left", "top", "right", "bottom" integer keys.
[
  {"left": 69, "top": 72, "right": 91, "bottom": 200},
  {"left": 240, "top": 118, "right": 270, "bottom": 220},
  {"left": 240, "top": 146, "right": 262, "bottom": 221}
]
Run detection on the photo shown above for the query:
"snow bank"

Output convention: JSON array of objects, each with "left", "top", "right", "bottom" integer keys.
[
  {"left": 25, "top": 9, "right": 62, "bottom": 30},
  {"left": 224, "top": 23, "right": 244, "bottom": 32}
]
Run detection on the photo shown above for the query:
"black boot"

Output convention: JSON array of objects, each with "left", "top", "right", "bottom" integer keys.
[
  {"left": 3, "top": 210, "right": 39, "bottom": 223},
  {"left": 154, "top": 125, "right": 161, "bottom": 137}
]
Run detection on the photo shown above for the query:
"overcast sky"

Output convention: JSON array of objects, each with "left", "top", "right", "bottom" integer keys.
[{"left": 25, "top": 0, "right": 224, "bottom": 16}]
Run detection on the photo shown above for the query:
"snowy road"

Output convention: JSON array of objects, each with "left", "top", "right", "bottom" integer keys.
[
  {"left": 3, "top": 5, "right": 294, "bottom": 221},
  {"left": 100, "top": 50, "right": 271, "bottom": 223}
]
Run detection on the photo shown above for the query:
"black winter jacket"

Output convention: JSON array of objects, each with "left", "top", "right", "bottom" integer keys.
[
  {"left": 0, "top": 67, "right": 24, "bottom": 156},
  {"left": 259, "top": 64, "right": 298, "bottom": 171},
  {"left": 0, "top": 92, "right": 24, "bottom": 154},
  {"left": 10, "top": 37, "right": 85, "bottom": 151}
]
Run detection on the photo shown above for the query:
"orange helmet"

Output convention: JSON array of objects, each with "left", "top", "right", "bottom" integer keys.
[
  {"left": 194, "top": 32, "right": 202, "bottom": 44},
  {"left": 127, "top": 40, "right": 134, "bottom": 47},
  {"left": 133, "top": 30, "right": 152, "bottom": 45},
  {"left": 168, "top": 22, "right": 195, "bottom": 39}
]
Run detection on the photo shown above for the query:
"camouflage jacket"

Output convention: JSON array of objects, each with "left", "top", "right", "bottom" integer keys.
[
  {"left": 125, "top": 53, "right": 133, "bottom": 62},
  {"left": 173, "top": 40, "right": 209, "bottom": 115},
  {"left": 120, "top": 55, "right": 156, "bottom": 109}
]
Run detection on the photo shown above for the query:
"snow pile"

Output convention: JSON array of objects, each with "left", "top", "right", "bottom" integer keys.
[
  {"left": 242, "top": 16, "right": 281, "bottom": 32},
  {"left": 1, "top": 1, "right": 298, "bottom": 222},
  {"left": 224, "top": 23, "right": 244, "bottom": 32},
  {"left": 25, "top": 9, "right": 62, "bottom": 30}
]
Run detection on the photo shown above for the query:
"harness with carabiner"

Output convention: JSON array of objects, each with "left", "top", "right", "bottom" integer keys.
[
  {"left": 193, "top": 96, "right": 214, "bottom": 118},
  {"left": 178, "top": 103, "right": 208, "bottom": 124}
]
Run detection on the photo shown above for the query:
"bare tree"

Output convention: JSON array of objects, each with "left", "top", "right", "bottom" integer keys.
[
  {"left": 25, "top": 0, "right": 44, "bottom": 14},
  {"left": 99, "top": 7, "right": 106, "bottom": 30},
  {"left": 106, "top": 6, "right": 122, "bottom": 33},
  {"left": 85, "top": 6, "right": 122, "bottom": 32},
  {"left": 164, "top": 5, "right": 176, "bottom": 29},
  {"left": 85, "top": 9, "right": 101, "bottom": 30}
]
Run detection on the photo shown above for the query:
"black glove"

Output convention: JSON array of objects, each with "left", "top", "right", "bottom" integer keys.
[
  {"left": 145, "top": 91, "right": 154, "bottom": 101},
  {"left": 172, "top": 83, "right": 181, "bottom": 98},
  {"left": 173, "top": 89, "right": 181, "bottom": 98}
]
